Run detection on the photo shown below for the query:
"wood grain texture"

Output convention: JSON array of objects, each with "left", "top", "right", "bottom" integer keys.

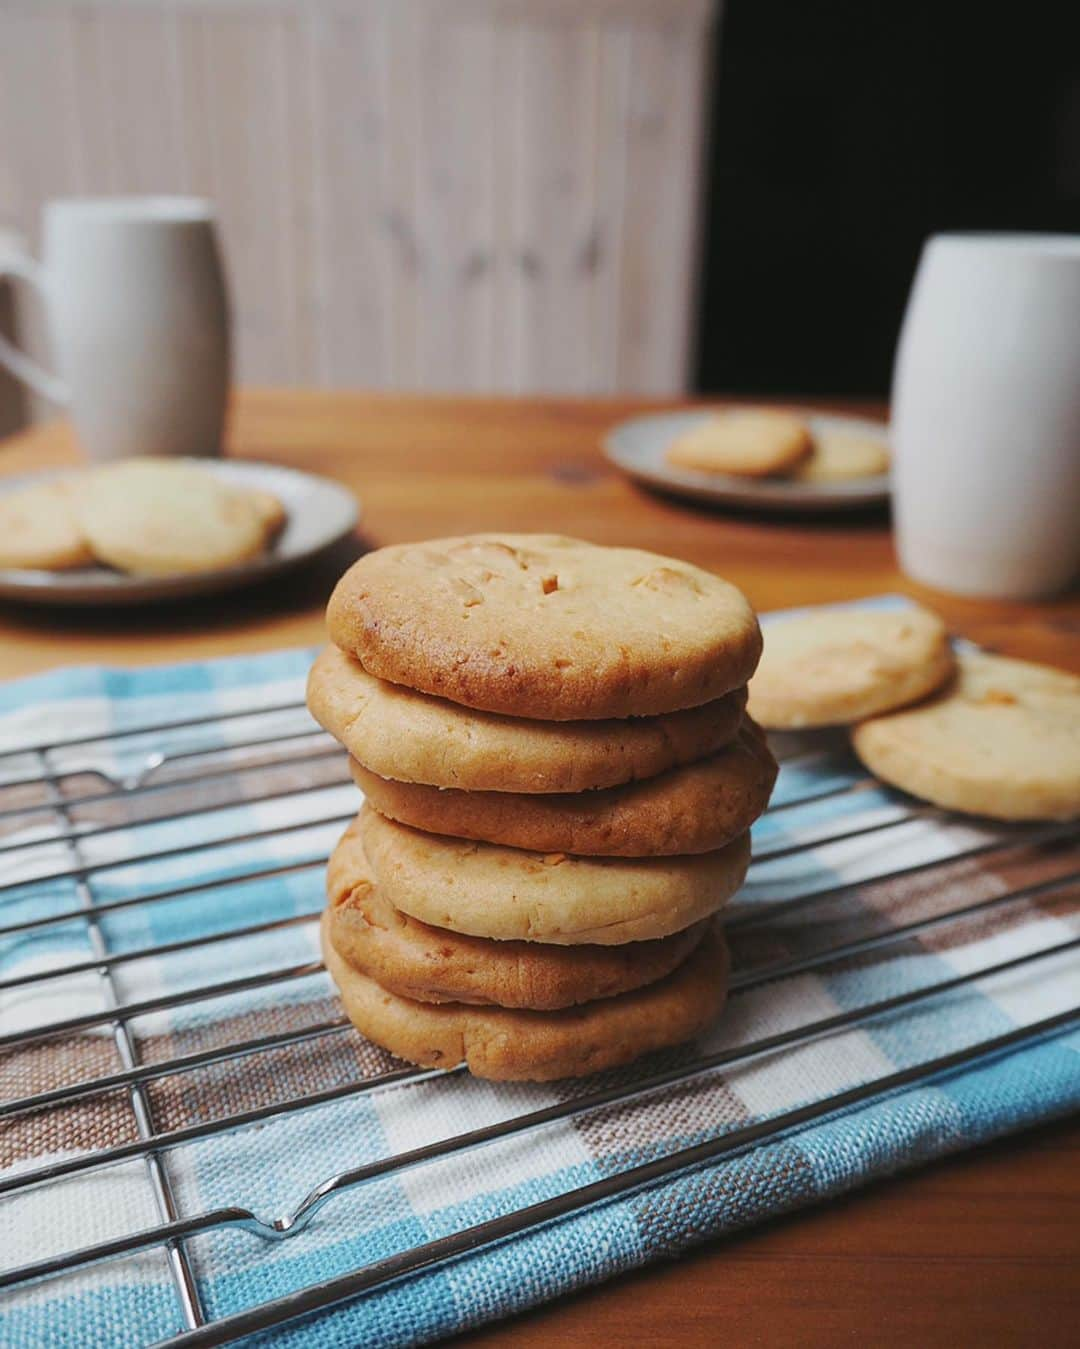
[
  {"left": 0, "top": 0, "right": 716, "bottom": 398},
  {"left": 0, "top": 388, "right": 1077, "bottom": 1342}
]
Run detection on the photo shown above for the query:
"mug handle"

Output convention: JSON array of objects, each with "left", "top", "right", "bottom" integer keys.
[{"left": 0, "top": 251, "right": 70, "bottom": 404}]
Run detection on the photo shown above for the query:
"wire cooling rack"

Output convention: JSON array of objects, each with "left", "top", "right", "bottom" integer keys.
[{"left": 0, "top": 693, "right": 1077, "bottom": 1345}]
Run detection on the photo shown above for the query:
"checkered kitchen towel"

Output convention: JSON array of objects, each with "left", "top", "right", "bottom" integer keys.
[{"left": 1, "top": 599, "right": 1078, "bottom": 1347}]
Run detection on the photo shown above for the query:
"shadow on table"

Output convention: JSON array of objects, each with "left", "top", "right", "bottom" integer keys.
[{"left": 630, "top": 480, "right": 893, "bottom": 532}]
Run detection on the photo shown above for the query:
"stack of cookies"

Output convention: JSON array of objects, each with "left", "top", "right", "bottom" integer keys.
[{"left": 307, "top": 534, "right": 777, "bottom": 1081}]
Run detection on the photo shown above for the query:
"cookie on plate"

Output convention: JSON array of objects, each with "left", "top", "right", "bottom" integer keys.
[
  {"left": 792, "top": 432, "right": 890, "bottom": 482},
  {"left": 0, "top": 478, "right": 93, "bottom": 570},
  {"left": 307, "top": 644, "right": 747, "bottom": 793},
  {"left": 322, "top": 909, "right": 729, "bottom": 1080},
  {"left": 326, "top": 534, "right": 762, "bottom": 720},
  {"left": 852, "top": 650, "right": 1080, "bottom": 821},
  {"left": 665, "top": 409, "right": 813, "bottom": 478},
  {"left": 326, "top": 819, "right": 707, "bottom": 1009},
  {"left": 748, "top": 604, "right": 954, "bottom": 729},
  {"left": 248, "top": 488, "right": 287, "bottom": 540},
  {"left": 352, "top": 720, "right": 777, "bottom": 856},
  {"left": 76, "top": 458, "right": 269, "bottom": 576},
  {"left": 358, "top": 806, "right": 750, "bottom": 945}
]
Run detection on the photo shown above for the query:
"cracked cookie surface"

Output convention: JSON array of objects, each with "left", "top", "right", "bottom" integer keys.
[{"left": 326, "top": 534, "right": 761, "bottom": 720}]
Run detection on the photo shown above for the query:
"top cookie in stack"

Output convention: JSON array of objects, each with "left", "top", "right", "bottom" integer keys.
[
  {"left": 326, "top": 534, "right": 762, "bottom": 723},
  {"left": 308, "top": 534, "right": 776, "bottom": 1080}
]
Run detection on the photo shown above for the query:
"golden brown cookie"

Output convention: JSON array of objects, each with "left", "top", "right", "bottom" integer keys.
[
  {"left": 326, "top": 820, "right": 707, "bottom": 1009},
  {"left": 748, "top": 605, "right": 954, "bottom": 729},
  {"left": 351, "top": 721, "right": 776, "bottom": 856},
  {"left": 322, "top": 909, "right": 729, "bottom": 1080},
  {"left": 792, "top": 432, "right": 890, "bottom": 482},
  {"left": 0, "top": 477, "right": 94, "bottom": 570},
  {"left": 76, "top": 458, "right": 268, "bottom": 576},
  {"left": 326, "top": 534, "right": 762, "bottom": 720},
  {"left": 359, "top": 806, "right": 750, "bottom": 944},
  {"left": 666, "top": 409, "right": 814, "bottom": 478},
  {"left": 852, "top": 650, "right": 1080, "bottom": 821},
  {"left": 306, "top": 645, "right": 747, "bottom": 793}
]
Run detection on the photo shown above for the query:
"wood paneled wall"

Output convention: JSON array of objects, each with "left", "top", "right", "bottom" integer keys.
[{"left": 0, "top": 0, "right": 716, "bottom": 404}]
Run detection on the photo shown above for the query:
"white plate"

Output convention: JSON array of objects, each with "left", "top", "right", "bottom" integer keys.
[
  {"left": 604, "top": 409, "right": 891, "bottom": 514},
  {"left": 0, "top": 459, "right": 359, "bottom": 606}
]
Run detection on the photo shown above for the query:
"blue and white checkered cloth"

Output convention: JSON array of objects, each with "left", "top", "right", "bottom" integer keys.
[{"left": 1, "top": 600, "right": 1077, "bottom": 1347}]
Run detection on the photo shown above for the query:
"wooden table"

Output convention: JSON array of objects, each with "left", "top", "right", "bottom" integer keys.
[{"left": 2, "top": 390, "right": 1077, "bottom": 1346}]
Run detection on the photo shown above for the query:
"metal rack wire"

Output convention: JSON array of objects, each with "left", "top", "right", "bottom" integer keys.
[{"left": 1, "top": 696, "right": 1077, "bottom": 1346}]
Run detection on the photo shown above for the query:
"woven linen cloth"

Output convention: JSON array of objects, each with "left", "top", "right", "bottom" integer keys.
[{"left": 1, "top": 598, "right": 1077, "bottom": 1347}]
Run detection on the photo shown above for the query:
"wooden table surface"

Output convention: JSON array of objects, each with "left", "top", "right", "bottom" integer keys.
[{"left": 2, "top": 390, "right": 1078, "bottom": 1346}]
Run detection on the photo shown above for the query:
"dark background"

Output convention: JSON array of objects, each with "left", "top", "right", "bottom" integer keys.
[{"left": 694, "top": 2, "right": 1080, "bottom": 397}]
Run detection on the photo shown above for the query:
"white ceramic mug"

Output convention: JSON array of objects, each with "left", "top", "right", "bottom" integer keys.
[
  {"left": 891, "top": 233, "right": 1080, "bottom": 599},
  {"left": 0, "top": 197, "right": 230, "bottom": 460}
]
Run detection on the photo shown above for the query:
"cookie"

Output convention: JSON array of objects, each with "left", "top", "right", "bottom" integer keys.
[
  {"left": 326, "top": 820, "right": 707, "bottom": 1009},
  {"left": 307, "top": 644, "right": 747, "bottom": 793},
  {"left": 0, "top": 477, "right": 94, "bottom": 570},
  {"left": 852, "top": 650, "right": 1080, "bottom": 821},
  {"left": 666, "top": 409, "right": 813, "bottom": 478},
  {"left": 351, "top": 720, "right": 776, "bottom": 856},
  {"left": 322, "top": 909, "right": 729, "bottom": 1080},
  {"left": 358, "top": 806, "right": 750, "bottom": 944},
  {"left": 326, "top": 534, "right": 762, "bottom": 720},
  {"left": 748, "top": 605, "right": 954, "bottom": 729},
  {"left": 76, "top": 458, "right": 268, "bottom": 576},
  {"left": 792, "top": 431, "right": 890, "bottom": 482},
  {"left": 249, "top": 488, "right": 287, "bottom": 540}
]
